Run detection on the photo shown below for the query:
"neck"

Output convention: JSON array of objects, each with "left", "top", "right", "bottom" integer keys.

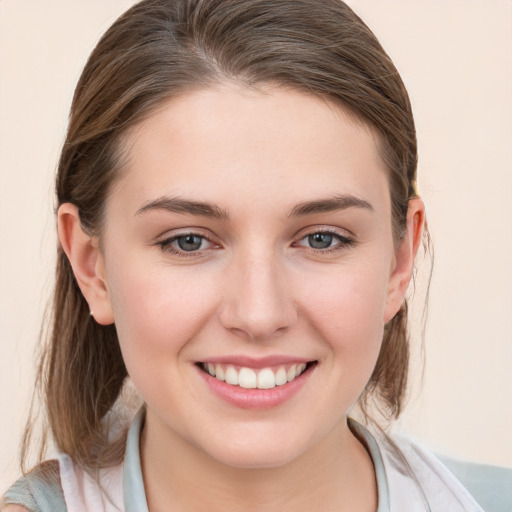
[{"left": 140, "top": 412, "right": 377, "bottom": 512}]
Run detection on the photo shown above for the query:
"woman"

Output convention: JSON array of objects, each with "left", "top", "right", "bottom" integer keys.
[{"left": 2, "top": 1, "right": 510, "bottom": 510}]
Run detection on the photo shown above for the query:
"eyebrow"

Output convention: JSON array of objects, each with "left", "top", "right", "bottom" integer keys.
[
  {"left": 135, "top": 196, "right": 229, "bottom": 219},
  {"left": 288, "top": 195, "right": 374, "bottom": 217},
  {"left": 135, "top": 194, "right": 373, "bottom": 219}
]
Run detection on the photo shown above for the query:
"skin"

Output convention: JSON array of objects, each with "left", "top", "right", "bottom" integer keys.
[{"left": 58, "top": 85, "right": 424, "bottom": 512}]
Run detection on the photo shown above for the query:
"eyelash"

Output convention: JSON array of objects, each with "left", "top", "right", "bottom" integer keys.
[
  {"left": 158, "top": 232, "right": 215, "bottom": 257},
  {"left": 157, "top": 229, "right": 355, "bottom": 257},
  {"left": 295, "top": 229, "right": 355, "bottom": 253}
]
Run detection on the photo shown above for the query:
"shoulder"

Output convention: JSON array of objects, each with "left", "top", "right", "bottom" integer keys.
[
  {"left": 439, "top": 455, "right": 512, "bottom": 512},
  {"left": 1, "top": 460, "right": 66, "bottom": 512},
  {"left": 390, "top": 433, "right": 512, "bottom": 512},
  {"left": 3, "top": 454, "right": 124, "bottom": 512}
]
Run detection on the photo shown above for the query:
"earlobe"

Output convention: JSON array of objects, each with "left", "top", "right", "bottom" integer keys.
[
  {"left": 383, "top": 198, "right": 425, "bottom": 323},
  {"left": 57, "top": 203, "right": 114, "bottom": 325}
]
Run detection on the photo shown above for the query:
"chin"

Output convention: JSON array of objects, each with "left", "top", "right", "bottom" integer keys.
[
  {"left": 213, "top": 448, "right": 301, "bottom": 470},
  {"left": 202, "top": 432, "right": 310, "bottom": 470}
]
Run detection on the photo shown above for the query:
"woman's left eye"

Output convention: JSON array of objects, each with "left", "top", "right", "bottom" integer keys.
[
  {"left": 296, "top": 231, "right": 354, "bottom": 251},
  {"left": 159, "top": 234, "right": 211, "bottom": 254}
]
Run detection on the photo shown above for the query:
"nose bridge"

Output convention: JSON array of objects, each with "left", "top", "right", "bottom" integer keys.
[{"left": 220, "top": 241, "right": 297, "bottom": 340}]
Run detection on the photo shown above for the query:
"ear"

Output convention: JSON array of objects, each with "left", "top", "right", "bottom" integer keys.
[
  {"left": 57, "top": 203, "right": 114, "bottom": 325},
  {"left": 383, "top": 198, "right": 425, "bottom": 323}
]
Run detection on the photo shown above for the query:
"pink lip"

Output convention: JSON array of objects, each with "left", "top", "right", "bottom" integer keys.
[
  {"left": 195, "top": 362, "right": 316, "bottom": 410},
  {"left": 199, "top": 355, "right": 312, "bottom": 369}
]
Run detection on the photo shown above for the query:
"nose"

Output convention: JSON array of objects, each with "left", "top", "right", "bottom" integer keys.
[{"left": 219, "top": 248, "right": 298, "bottom": 341}]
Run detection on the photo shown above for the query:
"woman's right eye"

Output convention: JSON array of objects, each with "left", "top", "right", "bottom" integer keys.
[{"left": 159, "top": 233, "right": 212, "bottom": 254}]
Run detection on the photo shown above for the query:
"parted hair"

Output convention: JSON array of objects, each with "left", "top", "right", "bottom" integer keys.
[{"left": 23, "top": 0, "right": 424, "bottom": 471}]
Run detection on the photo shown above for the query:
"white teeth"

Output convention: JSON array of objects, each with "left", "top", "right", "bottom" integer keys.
[
  {"left": 239, "top": 367, "right": 257, "bottom": 388},
  {"left": 203, "top": 362, "right": 311, "bottom": 389},
  {"left": 225, "top": 366, "right": 239, "bottom": 385},
  {"left": 215, "top": 364, "right": 225, "bottom": 381},
  {"left": 275, "top": 367, "right": 287, "bottom": 385},
  {"left": 257, "top": 368, "right": 276, "bottom": 389},
  {"left": 287, "top": 365, "right": 297, "bottom": 382}
]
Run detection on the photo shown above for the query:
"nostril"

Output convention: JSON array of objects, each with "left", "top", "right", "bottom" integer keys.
[{"left": 218, "top": 279, "right": 298, "bottom": 340}]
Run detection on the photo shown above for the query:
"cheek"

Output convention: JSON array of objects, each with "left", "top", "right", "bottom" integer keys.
[
  {"left": 105, "top": 260, "right": 219, "bottom": 370},
  {"left": 300, "top": 260, "right": 389, "bottom": 367}
]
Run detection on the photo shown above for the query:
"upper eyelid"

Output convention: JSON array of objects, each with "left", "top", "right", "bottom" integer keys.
[
  {"left": 300, "top": 230, "right": 350, "bottom": 240},
  {"left": 157, "top": 227, "right": 215, "bottom": 242},
  {"left": 295, "top": 225, "right": 354, "bottom": 240}
]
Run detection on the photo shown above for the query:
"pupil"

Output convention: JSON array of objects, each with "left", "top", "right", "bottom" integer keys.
[
  {"left": 178, "top": 235, "right": 202, "bottom": 251},
  {"left": 309, "top": 233, "right": 333, "bottom": 249}
]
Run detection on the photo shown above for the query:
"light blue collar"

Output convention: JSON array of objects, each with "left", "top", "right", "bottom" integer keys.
[
  {"left": 123, "top": 407, "right": 149, "bottom": 512},
  {"left": 348, "top": 418, "right": 390, "bottom": 512},
  {"left": 123, "top": 408, "right": 390, "bottom": 511}
]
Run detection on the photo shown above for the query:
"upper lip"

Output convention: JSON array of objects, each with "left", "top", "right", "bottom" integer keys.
[{"left": 198, "top": 355, "right": 315, "bottom": 369}]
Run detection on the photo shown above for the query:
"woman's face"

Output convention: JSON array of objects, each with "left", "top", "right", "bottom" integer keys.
[{"left": 94, "top": 85, "right": 414, "bottom": 468}]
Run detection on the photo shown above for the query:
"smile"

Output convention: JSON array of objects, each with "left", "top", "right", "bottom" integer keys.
[{"left": 199, "top": 362, "right": 314, "bottom": 389}]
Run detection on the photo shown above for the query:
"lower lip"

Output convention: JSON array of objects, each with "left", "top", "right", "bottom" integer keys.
[{"left": 196, "top": 365, "right": 314, "bottom": 409}]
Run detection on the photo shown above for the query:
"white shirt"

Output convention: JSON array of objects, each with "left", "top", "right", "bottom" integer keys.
[{"left": 56, "top": 408, "right": 503, "bottom": 512}]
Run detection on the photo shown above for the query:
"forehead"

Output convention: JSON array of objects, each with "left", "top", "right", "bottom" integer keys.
[{"left": 112, "top": 85, "right": 389, "bottom": 216}]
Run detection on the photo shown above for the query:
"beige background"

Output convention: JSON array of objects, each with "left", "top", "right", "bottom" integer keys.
[{"left": 1, "top": 0, "right": 511, "bottom": 489}]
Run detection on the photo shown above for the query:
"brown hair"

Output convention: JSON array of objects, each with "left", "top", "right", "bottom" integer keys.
[{"left": 23, "top": 0, "right": 427, "bottom": 471}]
